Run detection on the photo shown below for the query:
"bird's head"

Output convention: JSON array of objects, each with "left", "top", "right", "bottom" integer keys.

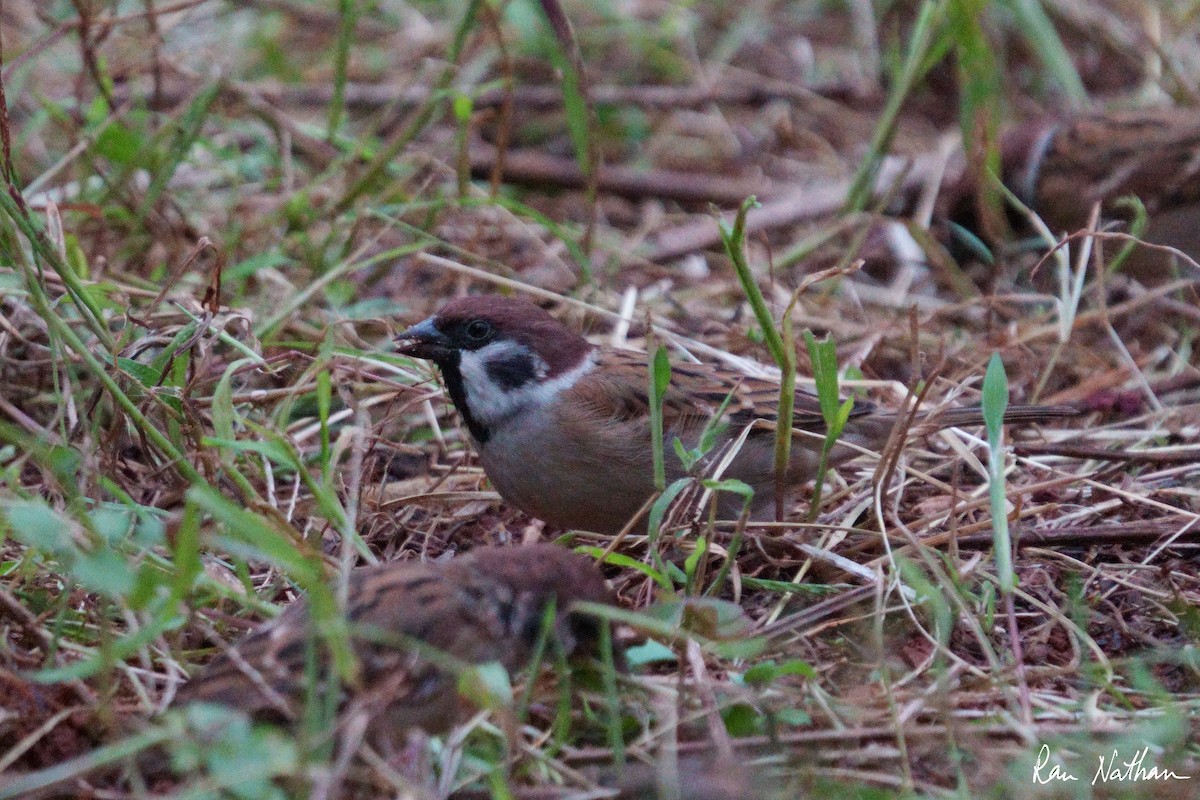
[{"left": 396, "top": 296, "right": 595, "bottom": 441}]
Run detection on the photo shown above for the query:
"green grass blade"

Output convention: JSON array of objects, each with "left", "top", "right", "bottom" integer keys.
[
  {"left": 649, "top": 344, "right": 671, "bottom": 492},
  {"left": 982, "top": 353, "right": 1013, "bottom": 592}
]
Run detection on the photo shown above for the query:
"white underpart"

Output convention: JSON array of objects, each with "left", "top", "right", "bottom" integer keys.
[{"left": 458, "top": 342, "right": 596, "bottom": 427}]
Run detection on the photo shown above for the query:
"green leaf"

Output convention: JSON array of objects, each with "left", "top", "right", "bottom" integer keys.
[
  {"left": 91, "top": 506, "right": 134, "bottom": 543},
  {"left": 721, "top": 703, "right": 762, "bottom": 737},
  {"left": 127, "top": 561, "right": 165, "bottom": 610},
  {"left": 648, "top": 345, "right": 671, "bottom": 491},
  {"left": 803, "top": 331, "right": 841, "bottom": 422},
  {"left": 683, "top": 537, "right": 705, "bottom": 585},
  {"left": 663, "top": 560, "right": 687, "bottom": 585},
  {"left": 458, "top": 661, "right": 514, "bottom": 714},
  {"left": 721, "top": 197, "right": 785, "bottom": 366},
  {"left": 317, "top": 333, "right": 334, "bottom": 484},
  {"left": 623, "top": 639, "right": 676, "bottom": 667},
  {"left": 116, "top": 356, "right": 163, "bottom": 388},
  {"left": 897, "top": 555, "right": 954, "bottom": 648},
  {"left": 452, "top": 92, "right": 473, "bottom": 123},
  {"left": 672, "top": 437, "right": 693, "bottom": 470},
  {"left": 744, "top": 658, "right": 817, "bottom": 688},
  {"left": 740, "top": 576, "right": 836, "bottom": 595},
  {"left": 574, "top": 546, "right": 673, "bottom": 590},
  {"left": 211, "top": 361, "right": 240, "bottom": 459},
  {"left": 699, "top": 477, "right": 754, "bottom": 500},
  {"left": 982, "top": 353, "right": 1014, "bottom": 592},
  {"left": 652, "top": 347, "right": 672, "bottom": 395},
  {"left": 169, "top": 500, "right": 202, "bottom": 605},
  {"left": 47, "top": 445, "right": 82, "bottom": 485},
  {"left": 775, "top": 707, "right": 811, "bottom": 726},
  {"left": 201, "top": 437, "right": 297, "bottom": 470},
  {"left": 647, "top": 477, "right": 691, "bottom": 540},
  {"left": 2, "top": 499, "right": 72, "bottom": 551},
  {"left": 708, "top": 637, "right": 768, "bottom": 659},
  {"left": 801, "top": 329, "right": 849, "bottom": 521},
  {"left": 94, "top": 121, "right": 143, "bottom": 166},
  {"left": 835, "top": 398, "right": 854, "bottom": 430},
  {"left": 172, "top": 703, "right": 298, "bottom": 793},
  {"left": 1108, "top": 196, "right": 1148, "bottom": 275},
  {"left": 980, "top": 580, "right": 996, "bottom": 629},
  {"left": 697, "top": 389, "right": 737, "bottom": 455},
  {"left": 981, "top": 353, "right": 1009, "bottom": 443},
  {"left": 73, "top": 548, "right": 135, "bottom": 597}
]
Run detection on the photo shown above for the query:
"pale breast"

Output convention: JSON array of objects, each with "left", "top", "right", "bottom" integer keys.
[{"left": 479, "top": 404, "right": 658, "bottom": 534}]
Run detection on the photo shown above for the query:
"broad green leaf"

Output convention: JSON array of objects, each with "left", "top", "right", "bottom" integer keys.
[
  {"left": 699, "top": 478, "right": 754, "bottom": 499},
  {"left": 116, "top": 356, "right": 163, "bottom": 387},
  {"left": 981, "top": 352, "right": 1009, "bottom": 442},
  {"left": 72, "top": 548, "right": 135, "bottom": 597},
  {"left": 721, "top": 703, "right": 762, "bottom": 737},
  {"left": 2, "top": 499, "right": 72, "bottom": 551},
  {"left": 623, "top": 639, "right": 675, "bottom": 667},
  {"left": 744, "top": 658, "right": 817, "bottom": 688},
  {"left": 458, "top": 661, "right": 514, "bottom": 715},
  {"left": 94, "top": 121, "right": 143, "bottom": 166}
]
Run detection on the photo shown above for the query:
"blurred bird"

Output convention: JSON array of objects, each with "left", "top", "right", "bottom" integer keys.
[
  {"left": 173, "top": 544, "right": 617, "bottom": 740},
  {"left": 950, "top": 108, "right": 1200, "bottom": 281}
]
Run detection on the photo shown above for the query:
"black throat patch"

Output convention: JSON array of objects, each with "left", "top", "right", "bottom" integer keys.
[{"left": 437, "top": 355, "right": 492, "bottom": 444}]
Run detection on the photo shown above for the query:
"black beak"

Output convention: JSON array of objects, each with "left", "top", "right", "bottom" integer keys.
[{"left": 395, "top": 318, "right": 455, "bottom": 362}]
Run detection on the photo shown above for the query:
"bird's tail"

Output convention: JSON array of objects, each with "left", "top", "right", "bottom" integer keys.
[{"left": 917, "top": 404, "right": 1080, "bottom": 432}]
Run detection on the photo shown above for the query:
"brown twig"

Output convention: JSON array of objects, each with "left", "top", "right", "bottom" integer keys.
[
  {"left": 1012, "top": 443, "right": 1200, "bottom": 464},
  {"left": 648, "top": 153, "right": 939, "bottom": 261},
  {"left": 952, "top": 520, "right": 1200, "bottom": 550},
  {"left": 68, "top": 0, "right": 116, "bottom": 110},
  {"left": 115, "top": 76, "right": 849, "bottom": 114},
  {"left": 0, "top": 27, "right": 27, "bottom": 217},
  {"left": 468, "top": 144, "right": 769, "bottom": 205}
]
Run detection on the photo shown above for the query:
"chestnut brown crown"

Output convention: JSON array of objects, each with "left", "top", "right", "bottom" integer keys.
[{"left": 396, "top": 295, "right": 594, "bottom": 380}]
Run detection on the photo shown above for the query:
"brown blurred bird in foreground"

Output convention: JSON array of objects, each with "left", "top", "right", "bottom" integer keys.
[
  {"left": 396, "top": 296, "right": 1078, "bottom": 534},
  {"left": 172, "top": 545, "right": 617, "bottom": 741}
]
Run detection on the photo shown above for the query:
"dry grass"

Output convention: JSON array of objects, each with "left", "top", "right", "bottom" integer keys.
[{"left": 0, "top": 0, "right": 1198, "bottom": 798}]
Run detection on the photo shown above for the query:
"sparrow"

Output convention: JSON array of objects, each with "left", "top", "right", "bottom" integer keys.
[
  {"left": 395, "top": 295, "right": 1077, "bottom": 535},
  {"left": 947, "top": 108, "right": 1200, "bottom": 281},
  {"left": 1001, "top": 109, "right": 1200, "bottom": 234},
  {"left": 172, "top": 544, "right": 616, "bottom": 739}
]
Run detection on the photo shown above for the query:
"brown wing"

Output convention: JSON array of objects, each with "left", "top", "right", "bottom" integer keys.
[
  {"left": 584, "top": 348, "right": 873, "bottom": 433},
  {"left": 173, "top": 561, "right": 496, "bottom": 729},
  {"left": 173, "top": 549, "right": 610, "bottom": 731}
]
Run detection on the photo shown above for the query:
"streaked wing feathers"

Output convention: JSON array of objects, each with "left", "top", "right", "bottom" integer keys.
[{"left": 580, "top": 349, "right": 874, "bottom": 433}]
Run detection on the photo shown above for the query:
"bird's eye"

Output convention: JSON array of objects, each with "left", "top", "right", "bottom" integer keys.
[{"left": 465, "top": 319, "right": 492, "bottom": 341}]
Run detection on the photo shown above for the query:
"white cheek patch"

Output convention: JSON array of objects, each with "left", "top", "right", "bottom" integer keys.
[{"left": 459, "top": 343, "right": 595, "bottom": 426}]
